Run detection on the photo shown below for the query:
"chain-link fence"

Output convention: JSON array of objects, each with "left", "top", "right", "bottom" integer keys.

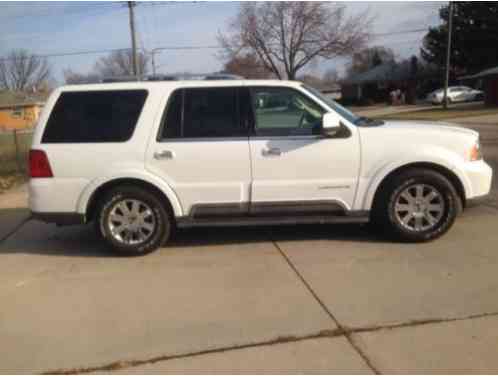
[{"left": 0, "top": 129, "right": 34, "bottom": 175}]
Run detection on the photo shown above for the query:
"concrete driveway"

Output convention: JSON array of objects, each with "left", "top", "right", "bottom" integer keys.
[{"left": 1, "top": 119, "right": 498, "bottom": 374}]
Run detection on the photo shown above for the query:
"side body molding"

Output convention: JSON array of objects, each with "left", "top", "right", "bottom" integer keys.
[{"left": 76, "top": 170, "right": 184, "bottom": 217}]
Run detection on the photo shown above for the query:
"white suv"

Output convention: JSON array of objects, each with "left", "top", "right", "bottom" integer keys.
[{"left": 29, "top": 80, "right": 492, "bottom": 255}]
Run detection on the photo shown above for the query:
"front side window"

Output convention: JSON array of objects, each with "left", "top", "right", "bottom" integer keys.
[
  {"left": 250, "top": 87, "right": 325, "bottom": 136},
  {"left": 42, "top": 90, "right": 148, "bottom": 143}
]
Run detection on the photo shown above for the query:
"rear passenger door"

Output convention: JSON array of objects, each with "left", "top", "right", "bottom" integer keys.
[{"left": 146, "top": 86, "right": 252, "bottom": 218}]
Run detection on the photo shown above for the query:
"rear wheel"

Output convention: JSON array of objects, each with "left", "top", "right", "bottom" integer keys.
[
  {"left": 96, "top": 186, "right": 172, "bottom": 256},
  {"left": 372, "top": 168, "right": 459, "bottom": 242}
]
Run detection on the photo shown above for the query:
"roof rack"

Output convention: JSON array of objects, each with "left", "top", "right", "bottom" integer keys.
[
  {"left": 101, "top": 75, "right": 142, "bottom": 83},
  {"left": 100, "top": 73, "right": 244, "bottom": 83}
]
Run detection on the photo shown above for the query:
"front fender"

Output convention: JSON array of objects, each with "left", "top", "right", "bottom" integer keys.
[
  {"left": 76, "top": 170, "right": 183, "bottom": 217},
  {"left": 357, "top": 149, "right": 471, "bottom": 211}
]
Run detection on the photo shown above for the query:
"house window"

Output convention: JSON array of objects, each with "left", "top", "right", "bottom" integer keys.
[{"left": 12, "top": 107, "right": 23, "bottom": 118}]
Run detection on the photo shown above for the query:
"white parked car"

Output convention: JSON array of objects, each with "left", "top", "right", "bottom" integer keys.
[
  {"left": 427, "top": 86, "right": 484, "bottom": 104},
  {"left": 29, "top": 79, "right": 492, "bottom": 255}
]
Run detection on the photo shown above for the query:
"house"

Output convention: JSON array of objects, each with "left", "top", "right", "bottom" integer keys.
[
  {"left": 460, "top": 66, "right": 498, "bottom": 106},
  {"left": 341, "top": 62, "right": 416, "bottom": 105},
  {"left": 0, "top": 91, "right": 47, "bottom": 131}
]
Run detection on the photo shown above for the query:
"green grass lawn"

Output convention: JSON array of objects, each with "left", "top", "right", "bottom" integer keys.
[{"left": 374, "top": 105, "right": 498, "bottom": 121}]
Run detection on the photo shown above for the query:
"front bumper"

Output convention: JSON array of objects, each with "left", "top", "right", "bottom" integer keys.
[{"left": 462, "top": 159, "right": 493, "bottom": 199}]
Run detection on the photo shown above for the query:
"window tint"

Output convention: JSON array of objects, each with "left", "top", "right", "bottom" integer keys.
[
  {"left": 160, "top": 87, "right": 245, "bottom": 139},
  {"left": 42, "top": 90, "right": 147, "bottom": 143},
  {"left": 161, "top": 89, "right": 182, "bottom": 139},
  {"left": 250, "top": 87, "right": 325, "bottom": 136},
  {"left": 184, "top": 87, "right": 242, "bottom": 138}
]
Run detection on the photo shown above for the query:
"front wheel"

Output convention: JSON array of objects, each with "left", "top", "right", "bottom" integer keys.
[
  {"left": 96, "top": 186, "right": 172, "bottom": 256},
  {"left": 373, "top": 169, "right": 459, "bottom": 242}
]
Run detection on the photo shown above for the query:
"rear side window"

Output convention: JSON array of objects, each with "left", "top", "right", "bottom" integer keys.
[
  {"left": 42, "top": 90, "right": 148, "bottom": 143},
  {"left": 159, "top": 87, "right": 245, "bottom": 139}
]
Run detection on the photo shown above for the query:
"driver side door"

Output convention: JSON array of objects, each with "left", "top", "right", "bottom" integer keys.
[{"left": 247, "top": 86, "right": 361, "bottom": 214}]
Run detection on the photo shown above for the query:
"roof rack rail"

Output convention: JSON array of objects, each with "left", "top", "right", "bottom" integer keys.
[
  {"left": 98, "top": 73, "right": 245, "bottom": 83},
  {"left": 101, "top": 75, "right": 143, "bottom": 83},
  {"left": 147, "top": 73, "right": 244, "bottom": 81},
  {"left": 203, "top": 73, "right": 244, "bottom": 80}
]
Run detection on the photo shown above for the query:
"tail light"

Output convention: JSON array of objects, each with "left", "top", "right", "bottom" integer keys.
[{"left": 29, "top": 149, "right": 53, "bottom": 178}]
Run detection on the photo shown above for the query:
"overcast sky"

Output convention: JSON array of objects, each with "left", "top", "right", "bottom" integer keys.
[{"left": 0, "top": 1, "right": 444, "bottom": 84}]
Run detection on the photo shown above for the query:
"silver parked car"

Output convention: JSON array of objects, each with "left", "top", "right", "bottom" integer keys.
[{"left": 427, "top": 86, "right": 484, "bottom": 104}]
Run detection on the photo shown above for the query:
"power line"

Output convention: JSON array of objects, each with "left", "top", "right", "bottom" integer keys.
[
  {"left": 0, "top": 26, "right": 433, "bottom": 63},
  {"left": 0, "top": 45, "right": 221, "bottom": 63},
  {"left": 372, "top": 28, "right": 429, "bottom": 38}
]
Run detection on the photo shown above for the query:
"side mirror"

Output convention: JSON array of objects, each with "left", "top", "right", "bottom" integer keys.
[{"left": 321, "top": 112, "right": 342, "bottom": 137}]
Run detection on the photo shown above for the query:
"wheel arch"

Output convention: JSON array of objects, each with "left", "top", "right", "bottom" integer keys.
[
  {"left": 78, "top": 174, "right": 183, "bottom": 222},
  {"left": 366, "top": 161, "right": 467, "bottom": 211}
]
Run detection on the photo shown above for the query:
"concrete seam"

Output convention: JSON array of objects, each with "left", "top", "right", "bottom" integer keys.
[
  {"left": 39, "top": 309, "right": 498, "bottom": 374},
  {"left": 42, "top": 329, "right": 343, "bottom": 375},
  {"left": 344, "top": 309, "right": 498, "bottom": 335},
  {"left": 270, "top": 238, "right": 381, "bottom": 375}
]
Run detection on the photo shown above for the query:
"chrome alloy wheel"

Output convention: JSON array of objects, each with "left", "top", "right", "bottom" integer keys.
[
  {"left": 108, "top": 199, "right": 156, "bottom": 245},
  {"left": 394, "top": 184, "right": 445, "bottom": 232}
]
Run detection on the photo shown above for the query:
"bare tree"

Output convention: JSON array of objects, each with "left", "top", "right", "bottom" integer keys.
[
  {"left": 322, "top": 68, "right": 339, "bottom": 86},
  {"left": 94, "top": 50, "right": 149, "bottom": 78},
  {"left": 0, "top": 49, "right": 51, "bottom": 91},
  {"left": 346, "top": 46, "right": 395, "bottom": 78},
  {"left": 219, "top": 2, "right": 371, "bottom": 80},
  {"left": 223, "top": 52, "right": 273, "bottom": 78},
  {"left": 63, "top": 69, "right": 102, "bottom": 85}
]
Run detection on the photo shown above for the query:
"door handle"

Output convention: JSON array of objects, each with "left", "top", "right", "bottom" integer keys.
[
  {"left": 154, "top": 150, "right": 175, "bottom": 160},
  {"left": 262, "top": 147, "right": 281, "bottom": 157}
]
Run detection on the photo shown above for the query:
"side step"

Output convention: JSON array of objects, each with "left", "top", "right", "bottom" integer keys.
[{"left": 176, "top": 214, "right": 370, "bottom": 228}]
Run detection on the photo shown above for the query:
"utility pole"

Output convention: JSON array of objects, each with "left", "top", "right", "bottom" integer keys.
[
  {"left": 128, "top": 1, "right": 139, "bottom": 78},
  {"left": 151, "top": 49, "right": 158, "bottom": 76},
  {"left": 443, "top": 1, "right": 454, "bottom": 109}
]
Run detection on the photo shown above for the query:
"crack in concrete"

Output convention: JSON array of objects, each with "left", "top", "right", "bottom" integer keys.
[
  {"left": 270, "top": 238, "right": 381, "bottom": 375},
  {"left": 39, "top": 309, "right": 498, "bottom": 374},
  {"left": 10, "top": 215, "right": 498, "bottom": 374},
  {"left": 344, "top": 310, "right": 498, "bottom": 335},
  {"left": 42, "top": 329, "right": 343, "bottom": 375}
]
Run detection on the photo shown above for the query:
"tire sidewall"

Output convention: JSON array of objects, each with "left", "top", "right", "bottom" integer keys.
[
  {"left": 386, "top": 172, "right": 457, "bottom": 242},
  {"left": 98, "top": 187, "right": 170, "bottom": 255}
]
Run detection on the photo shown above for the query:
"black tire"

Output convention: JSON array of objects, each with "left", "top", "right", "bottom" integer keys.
[
  {"left": 372, "top": 168, "right": 459, "bottom": 242},
  {"left": 96, "top": 185, "right": 172, "bottom": 256}
]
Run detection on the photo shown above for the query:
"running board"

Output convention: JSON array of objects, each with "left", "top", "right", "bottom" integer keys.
[{"left": 176, "top": 214, "right": 370, "bottom": 228}]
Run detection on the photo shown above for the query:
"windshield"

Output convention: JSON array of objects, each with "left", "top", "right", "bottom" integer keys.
[{"left": 301, "top": 84, "right": 360, "bottom": 125}]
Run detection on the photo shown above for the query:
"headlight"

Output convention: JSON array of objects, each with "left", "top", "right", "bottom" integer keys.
[{"left": 469, "top": 140, "right": 482, "bottom": 161}]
